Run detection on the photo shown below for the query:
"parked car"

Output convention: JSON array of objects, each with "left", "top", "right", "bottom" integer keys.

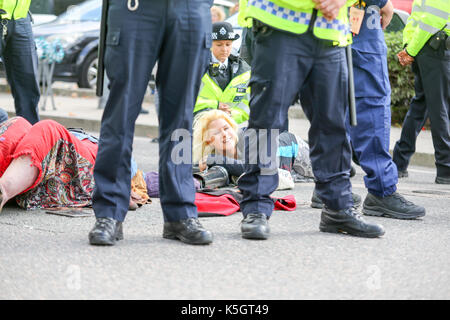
[
  {"left": 32, "top": 0, "right": 102, "bottom": 88},
  {"left": 31, "top": 0, "right": 235, "bottom": 89}
]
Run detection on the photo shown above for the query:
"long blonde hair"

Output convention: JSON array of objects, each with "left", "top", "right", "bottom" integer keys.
[{"left": 192, "top": 110, "right": 239, "bottom": 164}]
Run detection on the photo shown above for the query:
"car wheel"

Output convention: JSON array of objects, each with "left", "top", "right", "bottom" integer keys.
[{"left": 78, "top": 51, "right": 98, "bottom": 89}]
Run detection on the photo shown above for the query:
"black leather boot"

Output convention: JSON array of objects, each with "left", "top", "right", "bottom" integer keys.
[
  {"left": 362, "top": 192, "right": 425, "bottom": 219},
  {"left": 88, "top": 217, "right": 123, "bottom": 246},
  {"left": 320, "top": 207, "right": 385, "bottom": 238},
  {"left": 311, "top": 190, "right": 362, "bottom": 209},
  {"left": 241, "top": 213, "right": 270, "bottom": 240},
  {"left": 163, "top": 218, "right": 213, "bottom": 245}
]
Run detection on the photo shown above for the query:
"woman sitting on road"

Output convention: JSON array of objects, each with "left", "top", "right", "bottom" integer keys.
[{"left": 0, "top": 117, "right": 147, "bottom": 212}]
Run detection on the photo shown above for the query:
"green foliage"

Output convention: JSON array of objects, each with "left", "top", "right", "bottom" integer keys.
[{"left": 385, "top": 31, "right": 415, "bottom": 126}]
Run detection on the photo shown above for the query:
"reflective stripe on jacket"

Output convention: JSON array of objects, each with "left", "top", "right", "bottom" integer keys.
[
  {"left": 245, "top": 0, "right": 354, "bottom": 46},
  {"left": 0, "top": 0, "right": 31, "bottom": 20},
  {"left": 194, "top": 56, "right": 251, "bottom": 124},
  {"left": 403, "top": 0, "right": 450, "bottom": 56}
]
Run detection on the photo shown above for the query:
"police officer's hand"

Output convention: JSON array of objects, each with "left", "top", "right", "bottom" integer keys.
[
  {"left": 397, "top": 49, "right": 414, "bottom": 66},
  {"left": 380, "top": 0, "right": 394, "bottom": 30},
  {"left": 199, "top": 156, "right": 208, "bottom": 172},
  {"left": 313, "top": 0, "right": 347, "bottom": 21},
  {"left": 218, "top": 103, "right": 232, "bottom": 115}
]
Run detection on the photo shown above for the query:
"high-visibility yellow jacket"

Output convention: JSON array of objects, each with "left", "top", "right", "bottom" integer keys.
[
  {"left": 241, "top": 0, "right": 355, "bottom": 46},
  {"left": 403, "top": 0, "right": 450, "bottom": 56},
  {"left": 194, "top": 55, "right": 251, "bottom": 124},
  {"left": 0, "top": 0, "right": 31, "bottom": 20}
]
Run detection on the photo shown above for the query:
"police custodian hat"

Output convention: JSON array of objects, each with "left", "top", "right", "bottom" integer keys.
[{"left": 212, "top": 22, "right": 240, "bottom": 41}]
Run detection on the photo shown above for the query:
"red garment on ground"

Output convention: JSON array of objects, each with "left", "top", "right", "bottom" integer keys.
[
  {"left": 0, "top": 117, "right": 98, "bottom": 209},
  {"left": 0, "top": 117, "right": 32, "bottom": 177},
  {"left": 195, "top": 192, "right": 297, "bottom": 216}
]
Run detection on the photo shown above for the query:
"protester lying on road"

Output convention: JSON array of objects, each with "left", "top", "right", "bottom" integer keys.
[
  {"left": 192, "top": 109, "right": 315, "bottom": 186},
  {"left": 0, "top": 117, "right": 147, "bottom": 212}
]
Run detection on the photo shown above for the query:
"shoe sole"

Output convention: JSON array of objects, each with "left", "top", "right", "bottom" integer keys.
[
  {"left": 319, "top": 225, "right": 384, "bottom": 238},
  {"left": 362, "top": 206, "right": 425, "bottom": 220},
  {"left": 89, "top": 226, "right": 123, "bottom": 246},
  {"left": 89, "top": 234, "right": 123, "bottom": 246},
  {"left": 241, "top": 230, "right": 269, "bottom": 240},
  {"left": 163, "top": 233, "right": 213, "bottom": 245}
]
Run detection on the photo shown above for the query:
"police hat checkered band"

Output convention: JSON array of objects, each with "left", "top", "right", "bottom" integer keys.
[
  {"left": 249, "top": 0, "right": 312, "bottom": 25},
  {"left": 314, "top": 16, "right": 350, "bottom": 35},
  {"left": 212, "top": 22, "right": 239, "bottom": 40}
]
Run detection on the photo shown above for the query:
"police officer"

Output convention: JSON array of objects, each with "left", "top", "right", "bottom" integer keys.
[
  {"left": 0, "top": 1, "right": 40, "bottom": 124},
  {"left": 237, "top": 0, "right": 385, "bottom": 239},
  {"left": 194, "top": 22, "right": 251, "bottom": 124},
  {"left": 394, "top": 0, "right": 450, "bottom": 185},
  {"left": 345, "top": 0, "right": 426, "bottom": 220},
  {"left": 88, "top": 0, "right": 213, "bottom": 246}
]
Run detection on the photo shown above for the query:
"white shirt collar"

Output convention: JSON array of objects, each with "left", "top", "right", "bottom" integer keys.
[{"left": 212, "top": 53, "right": 228, "bottom": 70}]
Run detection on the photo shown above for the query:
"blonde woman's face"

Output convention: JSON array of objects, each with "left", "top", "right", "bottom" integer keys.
[{"left": 206, "top": 118, "right": 237, "bottom": 157}]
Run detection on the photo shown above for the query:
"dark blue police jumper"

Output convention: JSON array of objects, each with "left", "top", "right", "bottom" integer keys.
[
  {"left": 93, "top": 0, "right": 212, "bottom": 222},
  {"left": 238, "top": 25, "right": 354, "bottom": 216},
  {"left": 0, "top": 14, "right": 40, "bottom": 124}
]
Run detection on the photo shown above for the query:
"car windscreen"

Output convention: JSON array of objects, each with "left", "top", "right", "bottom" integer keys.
[{"left": 57, "top": 0, "right": 101, "bottom": 22}]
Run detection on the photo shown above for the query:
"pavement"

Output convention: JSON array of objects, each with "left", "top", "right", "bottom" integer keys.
[
  {"left": 0, "top": 79, "right": 436, "bottom": 169},
  {"left": 1, "top": 81, "right": 449, "bottom": 301}
]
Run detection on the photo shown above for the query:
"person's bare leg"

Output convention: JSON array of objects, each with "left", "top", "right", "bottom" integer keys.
[{"left": 0, "top": 155, "right": 39, "bottom": 211}]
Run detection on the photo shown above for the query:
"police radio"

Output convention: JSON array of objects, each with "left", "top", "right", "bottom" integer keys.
[{"left": 209, "top": 62, "right": 220, "bottom": 77}]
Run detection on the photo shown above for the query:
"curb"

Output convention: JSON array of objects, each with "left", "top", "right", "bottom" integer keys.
[
  {"left": 7, "top": 111, "right": 159, "bottom": 138},
  {"left": 3, "top": 86, "right": 436, "bottom": 169},
  {"left": 0, "top": 83, "right": 156, "bottom": 103}
]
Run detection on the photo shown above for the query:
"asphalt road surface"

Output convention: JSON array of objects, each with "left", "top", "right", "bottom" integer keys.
[{"left": 1, "top": 135, "right": 449, "bottom": 300}]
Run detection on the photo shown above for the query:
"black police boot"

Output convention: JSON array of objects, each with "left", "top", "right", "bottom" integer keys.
[
  {"left": 320, "top": 207, "right": 385, "bottom": 238},
  {"left": 88, "top": 217, "right": 123, "bottom": 246},
  {"left": 398, "top": 170, "right": 409, "bottom": 178},
  {"left": 241, "top": 213, "right": 270, "bottom": 240},
  {"left": 311, "top": 190, "right": 362, "bottom": 209},
  {"left": 362, "top": 192, "right": 425, "bottom": 219},
  {"left": 163, "top": 218, "right": 213, "bottom": 245},
  {"left": 435, "top": 176, "right": 450, "bottom": 184}
]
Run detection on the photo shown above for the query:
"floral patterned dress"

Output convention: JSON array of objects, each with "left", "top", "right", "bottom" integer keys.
[{"left": 0, "top": 117, "right": 98, "bottom": 210}]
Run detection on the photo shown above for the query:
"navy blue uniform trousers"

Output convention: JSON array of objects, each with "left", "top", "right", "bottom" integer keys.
[
  {"left": 93, "top": 0, "right": 211, "bottom": 222},
  {"left": 238, "top": 28, "right": 353, "bottom": 216},
  {"left": 347, "top": 49, "right": 398, "bottom": 197},
  {"left": 0, "top": 15, "right": 40, "bottom": 124},
  {"left": 393, "top": 42, "right": 450, "bottom": 177}
]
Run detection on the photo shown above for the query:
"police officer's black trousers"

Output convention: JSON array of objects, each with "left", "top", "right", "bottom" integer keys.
[
  {"left": 393, "top": 42, "right": 450, "bottom": 177},
  {"left": 238, "top": 28, "right": 353, "bottom": 216},
  {"left": 93, "top": 0, "right": 211, "bottom": 222},
  {"left": 0, "top": 15, "right": 40, "bottom": 124}
]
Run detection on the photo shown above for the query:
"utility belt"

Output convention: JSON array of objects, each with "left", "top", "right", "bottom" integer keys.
[{"left": 428, "top": 30, "right": 450, "bottom": 51}]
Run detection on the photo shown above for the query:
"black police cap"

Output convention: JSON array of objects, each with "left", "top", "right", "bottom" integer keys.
[{"left": 212, "top": 22, "right": 240, "bottom": 41}]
